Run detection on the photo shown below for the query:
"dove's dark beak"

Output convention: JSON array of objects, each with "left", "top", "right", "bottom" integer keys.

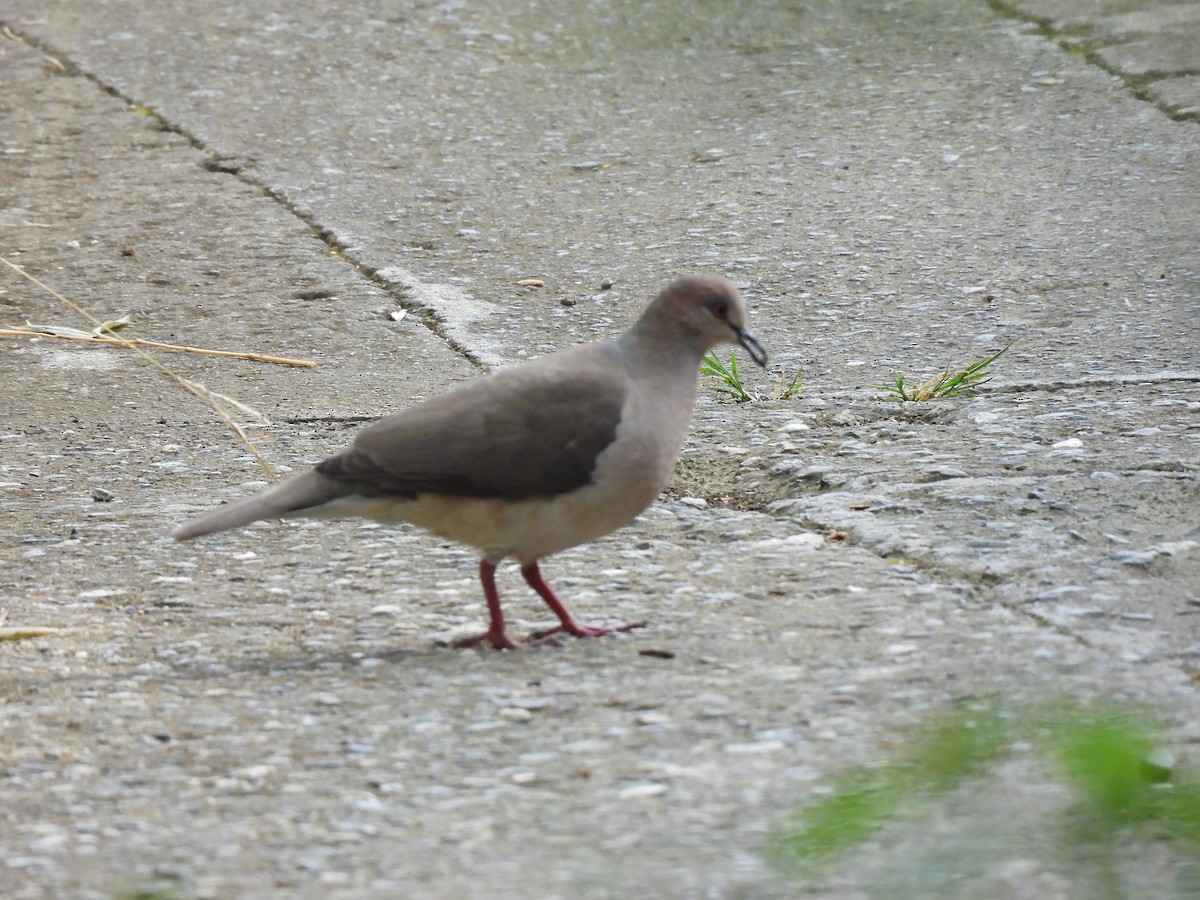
[{"left": 735, "top": 327, "right": 768, "bottom": 368}]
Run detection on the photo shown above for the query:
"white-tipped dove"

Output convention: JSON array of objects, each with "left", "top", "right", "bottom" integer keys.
[{"left": 173, "top": 274, "right": 767, "bottom": 649}]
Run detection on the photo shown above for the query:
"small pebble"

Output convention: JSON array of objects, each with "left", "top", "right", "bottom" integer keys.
[{"left": 618, "top": 783, "right": 667, "bottom": 799}]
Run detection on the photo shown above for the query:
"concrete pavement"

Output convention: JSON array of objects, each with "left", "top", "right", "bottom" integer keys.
[
  {"left": 2, "top": 1, "right": 1197, "bottom": 897},
  {"left": 997, "top": 0, "right": 1200, "bottom": 121}
]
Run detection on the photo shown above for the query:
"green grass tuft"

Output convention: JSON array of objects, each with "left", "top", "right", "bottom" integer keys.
[
  {"left": 701, "top": 350, "right": 801, "bottom": 402},
  {"left": 701, "top": 349, "right": 752, "bottom": 402},
  {"left": 881, "top": 342, "right": 1014, "bottom": 402}
]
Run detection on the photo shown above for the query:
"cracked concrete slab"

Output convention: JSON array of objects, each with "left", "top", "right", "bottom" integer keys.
[
  {"left": 995, "top": 0, "right": 1200, "bottom": 120},
  {"left": 1, "top": 0, "right": 1198, "bottom": 897}
]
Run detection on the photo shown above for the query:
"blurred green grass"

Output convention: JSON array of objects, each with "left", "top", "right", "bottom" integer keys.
[{"left": 771, "top": 698, "right": 1200, "bottom": 897}]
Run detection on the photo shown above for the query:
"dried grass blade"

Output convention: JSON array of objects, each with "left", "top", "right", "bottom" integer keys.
[{"left": 1, "top": 256, "right": 280, "bottom": 479}]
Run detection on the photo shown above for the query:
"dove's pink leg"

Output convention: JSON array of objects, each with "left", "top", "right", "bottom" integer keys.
[
  {"left": 521, "top": 563, "right": 646, "bottom": 641},
  {"left": 452, "top": 560, "right": 527, "bottom": 651}
]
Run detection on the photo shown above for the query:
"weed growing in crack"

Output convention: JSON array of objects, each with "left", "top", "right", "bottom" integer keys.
[
  {"left": 702, "top": 350, "right": 801, "bottom": 402},
  {"left": 881, "top": 342, "right": 1014, "bottom": 402},
  {"left": 771, "top": 367, "right": 804, "bottom": 401}
]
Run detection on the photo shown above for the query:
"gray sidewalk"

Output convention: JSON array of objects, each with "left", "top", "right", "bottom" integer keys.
[
  {"left": 999, "top": 0, "right": 1200, "bottom": 121},
  {"left": 2, "top": 1, "right": 1198, "bottom": 897}
]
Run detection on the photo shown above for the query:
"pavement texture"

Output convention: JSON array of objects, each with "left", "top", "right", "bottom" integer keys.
[{"left": 1, "top": 1, "right": 1198, "bottom": 898}]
